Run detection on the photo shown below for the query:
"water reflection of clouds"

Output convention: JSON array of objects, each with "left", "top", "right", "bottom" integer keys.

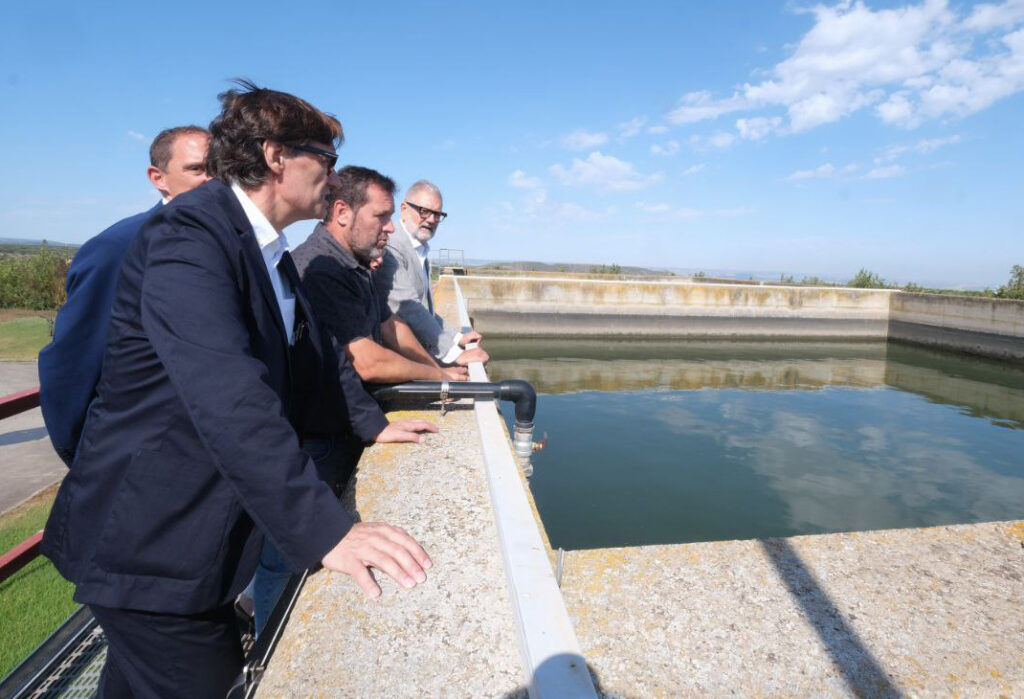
[
  {"left": 635, "top": 386, "right": 1024, "bottom": 535},
  {"left": 511, "top": 344, "right": 1024, "bottom": 544}
]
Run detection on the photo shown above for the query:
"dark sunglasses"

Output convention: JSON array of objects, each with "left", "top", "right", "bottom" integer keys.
[
  {"left": 286, "top": 143, "right": 338, "bottom": 172},
  {"left": 405, "top": 201, "right": 448, "bottom": 222}
]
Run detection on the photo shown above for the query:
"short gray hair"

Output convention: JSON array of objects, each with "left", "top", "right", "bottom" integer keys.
[{"left": 405, "top": 179, "right": 442, "bottom": 202}]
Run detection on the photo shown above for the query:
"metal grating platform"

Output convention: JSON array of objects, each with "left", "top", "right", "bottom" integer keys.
[{"left": 28, "top": 626, "right": 106, "bottom": 698}]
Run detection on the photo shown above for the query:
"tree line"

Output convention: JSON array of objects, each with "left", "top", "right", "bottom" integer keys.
[
  {"left": 2, "top": 244, "right": 1023, "bottom": 311},
  {"left": 845, "top": 265, "right": 1024, "bottom": 299},
  {"left": 0, "top": 243, "right": 71, "bottom": 310}
]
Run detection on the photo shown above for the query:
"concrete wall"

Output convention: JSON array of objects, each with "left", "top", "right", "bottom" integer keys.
[
  {"left": 890, "top": 292, "right": 1024, "bottom": 360},
  {"left": 458, "top": 276, "right": 893, "bottom": 340},
  {"left": 455, "top": 275, "right": 1024, "bottom": 360}
]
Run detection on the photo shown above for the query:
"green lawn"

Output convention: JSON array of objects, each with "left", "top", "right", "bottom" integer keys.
[
  {"left": 0, "top": 317, "right": 51, "bottom": 361},
  {"left": 0, "top": 490, "right": 78, "bottom": 680}
]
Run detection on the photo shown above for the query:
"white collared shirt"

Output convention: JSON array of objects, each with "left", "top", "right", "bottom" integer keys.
[
  {"left": 231, "top": 182, "right": 296, "bottom": 344},
  {"left": 399, "top": 219, "right": 463, "bottom": 362}
]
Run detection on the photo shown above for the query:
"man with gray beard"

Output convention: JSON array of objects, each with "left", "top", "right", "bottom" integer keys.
[{"left": 376, "top": 180, "right": 488, "bottom": 366}]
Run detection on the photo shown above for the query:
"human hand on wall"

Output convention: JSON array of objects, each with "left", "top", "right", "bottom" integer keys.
[
  {"left": 454, "top": 347, "right": 489, "bottom": 366},
  {"left": 374, "top": 419, "right": 439, "bottom": 444},
  {"left": 459, "top": 330, "right": 483, "bottom": 347},
  {"left": 321, "top": 522, "right": 432, "bottom": 598}
]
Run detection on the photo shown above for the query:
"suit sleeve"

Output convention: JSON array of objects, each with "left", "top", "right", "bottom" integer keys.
[
  {"left": 38, "top": 235, "right": 127, "bottom": 465},
  {"left": 139, "top": 215, "right": 351, "bottom": 570},
  {"left": 375, "top": 248, "right": 459, "bottom": 359}
]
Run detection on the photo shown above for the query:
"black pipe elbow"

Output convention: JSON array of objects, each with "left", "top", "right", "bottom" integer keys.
[{"left": 496, "top": 380, "right": 536, "bottom": 425}]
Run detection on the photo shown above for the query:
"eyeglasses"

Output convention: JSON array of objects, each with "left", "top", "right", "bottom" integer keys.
[
  {"left": 286, "top": 143, "right": 338, "bottom": 172},
  {"left": 405, "top": 201, "right": 447, "bottom": 222}
]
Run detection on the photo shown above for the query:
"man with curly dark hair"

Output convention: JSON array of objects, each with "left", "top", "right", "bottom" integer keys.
[{"left": 43, "top": 82, "right": 436, "bottom": 698}]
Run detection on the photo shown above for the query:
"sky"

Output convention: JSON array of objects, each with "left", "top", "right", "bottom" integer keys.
[{"left": 1, "top": 0, "right": 1022, "bottom": 288}]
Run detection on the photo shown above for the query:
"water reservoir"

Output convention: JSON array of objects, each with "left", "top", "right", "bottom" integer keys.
[{"left": 488, "top": 339, "right": 1024, "bottom": 550}]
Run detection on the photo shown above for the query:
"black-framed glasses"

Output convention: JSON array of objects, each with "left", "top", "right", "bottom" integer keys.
[
  {"left": 405, "top": 201, "right": 447, "bottom": 222},
  {"left": 286, "top": 143, "right": 338, "bottom": 172}
]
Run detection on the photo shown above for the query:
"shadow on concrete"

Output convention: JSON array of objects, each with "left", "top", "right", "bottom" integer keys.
[
  {"left": 500, "top": 653, "right": 604, "bottom": 698},
  {"left": 760, "top": 538, "right": 901, "bottom": 698},
  {"left": 0, "top": 426, "right": 49, "bottom": 447}
]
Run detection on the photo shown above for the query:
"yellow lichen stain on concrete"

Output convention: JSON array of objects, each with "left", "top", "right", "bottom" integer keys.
[{"left": 1002, "top": 521, "right": 1024, "bottom": 542}]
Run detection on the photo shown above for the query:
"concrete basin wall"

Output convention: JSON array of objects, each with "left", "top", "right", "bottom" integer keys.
[
  {"left": 458, "top": 275, "right": 893, "bottom": 339},
  {"left": 458, "top": 274, "right": 1024, "bottom": 359},
  {"left": 890, "top": 292, "right": 1024, "bottom": 360}
]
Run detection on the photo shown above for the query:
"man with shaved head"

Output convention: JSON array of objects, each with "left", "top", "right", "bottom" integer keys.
[
  {"left": 39, "top": 126, "right": 211, "bottom": 465},
  {"left": 376, "top": 180, "right": 488, "bottom": 366}
]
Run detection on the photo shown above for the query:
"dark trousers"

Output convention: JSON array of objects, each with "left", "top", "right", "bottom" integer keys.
[
  {"left": 252, "top": 435, "right": 361, "bottom": 635},
  {"left": 91, "top": 603, "right": 243, "bottom": 699}
]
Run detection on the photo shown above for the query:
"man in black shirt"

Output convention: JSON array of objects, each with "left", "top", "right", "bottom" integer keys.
[{"left": 291, "top": 166, "right": 468, "bottom": 386}]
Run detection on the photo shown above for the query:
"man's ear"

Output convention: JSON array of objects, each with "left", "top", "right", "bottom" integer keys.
[
  {"left": 330, "top": 198, "right": 353, "bottom": 227},
  {"left": 263, "top": 140, "right": 286, "bottom": 176},
  {"left": 147, "top": 166, "right": 169, "bottom": 199}
]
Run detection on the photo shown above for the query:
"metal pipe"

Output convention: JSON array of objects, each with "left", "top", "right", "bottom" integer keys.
[{"left": 370, "top": 379, "right": 538, "bottom": 464}]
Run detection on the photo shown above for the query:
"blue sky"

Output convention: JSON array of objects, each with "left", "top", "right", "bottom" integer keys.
[{"left": 1, "top": 0, "right": 1022, "bottom": 288}]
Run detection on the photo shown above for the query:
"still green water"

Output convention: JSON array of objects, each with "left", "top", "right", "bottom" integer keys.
[{"left": 487, "top": 339, "right": 1024, "bottom": 551}]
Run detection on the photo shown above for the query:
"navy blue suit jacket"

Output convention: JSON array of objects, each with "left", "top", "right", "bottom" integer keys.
[
  {"left": 43, "top": 180, "right": 387, "bottom": 614},
  {"left": 38, "top": 202, "right": 162, "bottom": 465}
]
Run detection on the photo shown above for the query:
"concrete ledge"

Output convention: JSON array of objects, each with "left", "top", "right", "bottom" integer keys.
[
  {"left": 255, "top": 403, "right": 527, "bottom": 697},
  {"left": 559, "top": 520, "right": 1024, "bottom": 696}
]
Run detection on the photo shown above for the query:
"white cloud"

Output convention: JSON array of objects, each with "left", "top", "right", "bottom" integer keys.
[
  {"left": 964, "top": 0, "right": 1024, "bottom": 32},
  {"left": 786, "top": 163, "right": 836, "bottom": 181},
  {"left": 127, "top": 130, "right": 147, "bottom": 142},
  {"left": 500, "top": 185, "right": 614, "bottom": 224},
  {"left": 647, "top": 125, "right": 670, "bottom": 134},
  {"left": 549, "top": 151, "right": 663, "bottom": 192},
  {"left": 663, "top": 0, "right": 1024, "bottom": 135},
  {"left": 709, "top": 131, "right": 736, "bottom": 148},
  {"left": 636, "top": 202, "right": 675, "bottom": 213},
  {"left": 876, "top": 133, "right": 962, "bottom": 162},
  {"left": 617, "top": 116, "right": 646, "bottom": 139},
  {"left": 635, "top": 202, "right": 756, "bottom": 218},
  {"left": 916, "top": 134, "right": 962, "bottom": 152},
  {"left": 682, "top": 163, "right": 707, "bottom": 176},
  {"left": 736, "top": 116, "right": 784, "bottom": 140},
  {"left": 668, "top": 90, "right": 746, "bottom": 124},
  {"left": 508, "top": 169, "right": 542, "bottom": 189},
  {"left": 561, "top": 129, "right": 609, "bottom": 150},
  {"left": 650, "top": 140, "right": 680, "bottom": 156},
  {"left": 437, "top": 139, "right": 456, "bottom": 150},
  {"left": 864, "top": 164, "right": 907, "bottom": 179},
  {"left": 876, "top": 92, "right": 919, "bottom": 126}
]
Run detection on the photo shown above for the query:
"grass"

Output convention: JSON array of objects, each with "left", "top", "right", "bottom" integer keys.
[
  {"left": 0, "top": 486, "right": 78, "bottom": 680},
  {"left": 0, "top": 316, "right": 51, "bottom": 360}
]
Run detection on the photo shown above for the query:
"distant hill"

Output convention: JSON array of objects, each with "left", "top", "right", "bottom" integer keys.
[
  {"left": 0, "top": 237, "right": 77, "bottom": 247},
  {"left": 465, "top": 259, "right": 677, "bottom": 276}
]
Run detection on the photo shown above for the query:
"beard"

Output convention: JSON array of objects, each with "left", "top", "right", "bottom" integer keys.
[
  {"left": 351, "top": 239, "right": 384, "bottom": 266},
  {"left": 412, "top": 225, "right": 435, "bottom": 244}
]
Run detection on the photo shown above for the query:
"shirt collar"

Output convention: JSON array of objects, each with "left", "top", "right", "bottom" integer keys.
[
  {"left": 230, "top": 181, "right": 288, "bottom": 259},
  {"left": 312, "top": 223, "right": 362, "bottom": 270},
  {"left": 399, "top": 218, "right": 429, "bottom": 257}
]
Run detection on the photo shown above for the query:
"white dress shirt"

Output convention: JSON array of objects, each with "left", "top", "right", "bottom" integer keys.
[
  {"left": 398, "top": 219, "right": 463, "bottom": 362},
  {"left": 231, "top": 182, "right": 296, "bottom": 345}
]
